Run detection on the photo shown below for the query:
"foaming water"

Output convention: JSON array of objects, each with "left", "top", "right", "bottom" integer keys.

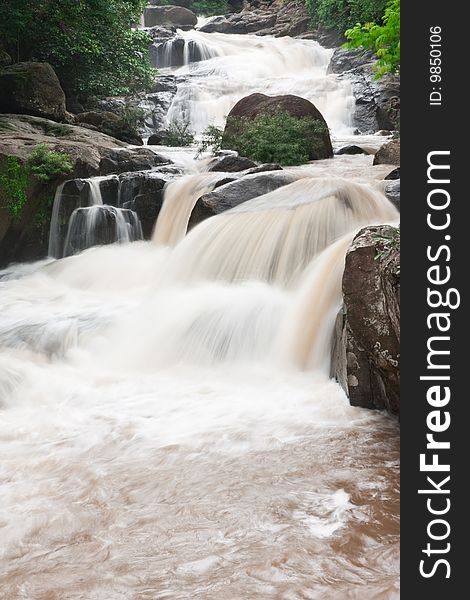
[
  {"left": 0, "top": 185, "right": 399, "bottom": 597},
  {"left": 164, "top": 31, "right": 355, "bottom": 135}
]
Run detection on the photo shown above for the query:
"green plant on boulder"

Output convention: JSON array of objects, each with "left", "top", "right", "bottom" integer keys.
[
  {"left": 162, "top": 119, "right": 195, "bottom": 147},
  {"left": 373, "top": 224, "right": 400, "bottom": 261},
  {"left": 0, "top": 144, "right": 72, "bottom": 221},
  {"left": 223, "top": 112, "right": 329, "bottom": 166},
  {"left": 26, "top": 144, "right": 73, "bottom": 183},
  {"left": 191, "top": 1, "right": 229, "bottom": 16}
]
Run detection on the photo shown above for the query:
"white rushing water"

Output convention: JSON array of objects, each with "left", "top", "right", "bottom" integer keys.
[
  {"left": 0, "top": 21, "right": 400, "bottom": 600},
  {"left": 163, "top": 30, "right": 355, "bottom": 135}
]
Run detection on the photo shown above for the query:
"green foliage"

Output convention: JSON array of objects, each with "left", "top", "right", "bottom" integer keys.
[
  {"left": 26, "top": 144, "right": 73, "bottom": 183},
  {"left": 305, "top": 0, "right": 387, "bottom": 32},
  {"left": 0, "top": 156, "right": 29, "bottom": 221},
  {"left": 224, "top": 112, "right": 329, "bottom": 166},
  {"left": 0, "top": 145, "right": 72, "bottom": 221},
  {"left": 191, "top": 1, "right": 230, "bottom": 16},
  {"left": 197, "top": 125, "right": 224, "bottom": 156},
  {"left": 162, "top": 119, "right": 195, "bottom": 147},
  {"left": 345, "top": 0, "right": 400, "bottom": 77},
  {"left": 0, "top": 1, "right": 155, "bottom": 99},
  {"left": 117, "top": 102, "right": 147, "bottom": 131},
  {"left": 43, "top": 123, "right": 74, "bottom": 138}
]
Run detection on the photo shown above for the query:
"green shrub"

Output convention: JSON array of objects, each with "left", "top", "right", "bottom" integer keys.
[
  {"left": 26, "top": 144, "right": 73, "bottom": 183},
  {"left": 117, "top": 102, "right": 147, "bottom": 131},
  {"left": 197, "top": 125, "right": 224, "bottom": 156},
  {"left": 345, "top": 0, "right": 400, "bottom": 77},
  {"left": 0, "top": 156, "right": 29, "bottom": 221},
  {"left": 223, "top": 112, "right": 329, "bottom": 166},
  {"left": 0, "top": 145, "right": 73, "bottom": 221},
  {"left": 305, "top": 0, "right": 387, "bottom": 32},
  {"left": 162, "top": 119, "right": 195, "bottom": 147}
]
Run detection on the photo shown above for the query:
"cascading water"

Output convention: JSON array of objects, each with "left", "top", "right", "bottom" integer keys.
[
  {"left": 0, "top": 18, "right": 399, "bottom": 600},
  {"left": 163, "top": 31, "right": 355, "bottom": 135},
  {"left": 48, "top": 175, "right": 143, "bottom": 258}
]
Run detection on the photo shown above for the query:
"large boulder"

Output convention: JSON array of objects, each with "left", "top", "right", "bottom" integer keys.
[
  {"left": 144, "top": 6, "right": 197, "bottom": 30},
  {"left": 189, "top": 171, "right": 299, "bottom": 228},
  {"left": 331, "top": 225, "right": 400, "bottom": 416},
  {"left": 223, "top": 93, "right": 333, "bottom": 160},
  {"left": 328, "top": 48, "right": 400, "bottom": 134},
  {"left": 0, "top": 62, "right": 66, "bottom": 121},
  {"left": 208, "top": 155, "right": 258, "bottom": 172},
  {"left": 373, "top": 139, "right": 400, "bottom": 165},
  {"left": 199, "top": 11, "right": 276, "bottom": 34}
]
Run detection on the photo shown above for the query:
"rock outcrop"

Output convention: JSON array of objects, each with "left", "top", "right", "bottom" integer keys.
[
  {"left": 328, "top": 48, "right": 400, "bottom": 134},
  {"left": 75, "top": 111, "right": 143, "bottom": 145},
  {"left": 144, "top": 5, "right": 197, "bottom": 29},
  {"left": 0, "top": 62, "right": 67, "bottom": 122},
  {"left": 331, "top": 225, "right": 400, "bottom": 416},
  {"left": 223, "top": 93, "right": 333, "bottom": 160}
]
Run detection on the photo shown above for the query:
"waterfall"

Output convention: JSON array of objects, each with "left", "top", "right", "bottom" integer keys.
[
  {"left": 163, "top": 31, "right": 355, "bottom": 135},
  {"left": 48, "top": 175, "right": 143, "bottom": 258}
]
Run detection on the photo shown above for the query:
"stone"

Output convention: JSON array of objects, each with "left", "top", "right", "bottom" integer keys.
[
  {"left": 144, "top": 6, "right": 197, "bottom": 30},
  {"left": 208, "top": 155, "right": 258, "bottom": 172},
  {"left": 331, "top": 225, "right": 400, "bottom": 416},
  {"left": 384, "top": 180, "right": 400, "bottom": 211},
  {"left": 189, "top": 171, "right": 299, "bottom": 228},
  {"left": 335, "top": 145, "right": 368, "bottom": 156},
  {"left": 384, "top": 167, "right": 400, "bottom": 180},
  {"left": 373, "top": 139, "right": 400, "bottom": 166},
  {"left": 0, "top": 62, "right": 66, "bottom": 121},
  {"left": 223, "top": 93, "right": 333, "bottom": 160},
  {"left": 75, "top": 111, "right": 143, "bottom": 145}
]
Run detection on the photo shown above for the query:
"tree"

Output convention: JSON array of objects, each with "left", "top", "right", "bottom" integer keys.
[
  {"left": 345, "top": 0, "right": 400, "bottom": 77},
  {"left": 0, "top": 0, "right": 155, "bottom": 99}
]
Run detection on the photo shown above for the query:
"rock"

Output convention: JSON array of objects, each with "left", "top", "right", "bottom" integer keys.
[
  {"left": 328, "top": 48, "right": 400, "bottom": 134},
  {"left": 189, "top": 171, "right": 299, "bottom": 228},
  {"left": 128, "top": 193, "right": 165, "bottom": 238},
  {"left": 384, "top": 180, "right": 400, "bottom": 211},
  {"left": 336, "top": 145, "right": 368, "bottom": 156},
  {"left": 144, "top": 6, "right": 197, "bottom": 30},
  {"left": 208, "top": 155, "right": 258, "bottom": 172},
  {"left": 373, "top": 139, "right": 400, "bottom": 166},
  {"left": 384, "top": 167, "right": 400, "bottom": 180},
  {"left": 0, "top": 62, "right": 66, "bottom": 121},
  {"left": 149, "top": 0, "right": 192, "bottom": 7},
  {"left": 144, "top": 75, "right": 180, "bottom": 132},
  {"left": 297, "top": 26, "right": 346, "bottom": 48},
  {"left": 99, "top": 148, "right": 171, "bottom": 175},
  {"left": 223, "top": 93, "right": 333, "bottom": 160},
  {"left": 245, "top": 163, "right": 283, "bottom": 174},
  {"left": 331, "top": 225, "right": 400, "bottom": 416},
  {"left": 147, "top": 133, "right": 164, "bottom": 145},
  {"left": 75, "top": 111, "right": 143, "bottom": 145},
  {"left": 0, "top": 51, "right": 12, "bottom": 67},
  {"left": 199, "top": 11, "right": 276, "bottom": 34}
]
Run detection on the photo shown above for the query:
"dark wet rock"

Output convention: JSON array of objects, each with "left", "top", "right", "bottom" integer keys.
[
  {"left": 99, "top": 148, "right": 171, "bottom": 175},
  {"left": 223, "top": 93, "right": 333, "bottom": 160},
  {"left": 335, "top": 145, "right": 369, "bottom": 156},
  {"left": 331, "top": 225, "right": 400, "bottom": 416},
  {"left": 189, "top": 171, "right": 299, "bottom": 228},
  {"left": 128, "top": 193, "right": 165, "bottom": 238},
  {"left": 245, "top": 163, "right": 283, "bottom": 174},
  {"left": 328, "top": 48, "right": 400, "bottom": 134},
  {"left": 384, "top": 180, "right": 400, "bottom": 211},
  {"left": 208, "top": 155, "right": 258, "bottom": 172},
  {"left": 199, "top": 11, "right": 276, "bottom": 34},
  {"left": 384, "top": 167, "right": 400, "bottom": 180},
  {"left": 0, "top": 62, "right": 66, "bottom": 121},
  {"left": 373, "top": 139, "right": 400, "bottom": 166}
]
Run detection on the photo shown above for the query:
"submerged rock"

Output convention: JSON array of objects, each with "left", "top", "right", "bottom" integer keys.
[
  {"left": 331, "top": 225, "right": 400, "bottom": 416},
  {"left": 0, "top": 62, "right": 67, "bottom": 121},
  {"left": 189, "top": 171, "right": 299, "bottom": 228}
]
